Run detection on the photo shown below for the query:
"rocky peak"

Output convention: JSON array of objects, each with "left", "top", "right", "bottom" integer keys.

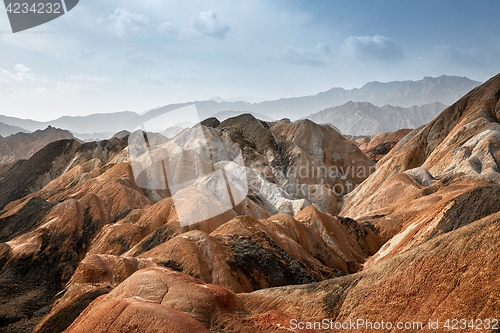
[{"left": 0, "top": 126, "right": 75, "bottom": 164}]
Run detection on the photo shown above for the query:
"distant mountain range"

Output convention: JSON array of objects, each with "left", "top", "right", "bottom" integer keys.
[
  {"left": 0, "top": 112, "right": 139, "bottom": 135},
  {"left": 0, "top": 75, "right": 481, "bottom": 138},
  {"left": 306, "top": 101, "right": 447, "bottom": 135},
  {"left": 0, "top": 121, "right": 29, "bottom": 137},
  {"left": 211, "top": 110, "right": 273, "bottom": 122},
  {"left": 139, "top": 75, "right": 480, "bottom": 121}
]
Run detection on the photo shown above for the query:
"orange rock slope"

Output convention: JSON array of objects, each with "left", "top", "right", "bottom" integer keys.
[
  {"left": 0, "top": 113, "right": 376, "bottom": 332},
  {"left": 237, "top": 75, "right": 500, "bottom": 332},
  {"left": 0, "top": 73, "right": 500, "bottom": 332}
]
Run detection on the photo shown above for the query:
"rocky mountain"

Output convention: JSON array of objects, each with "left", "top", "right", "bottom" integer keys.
[
  {"left": 139, "top": 76, "right": 479, "bottom": 121},
  {"left": 0, "top": 121, "right": 28, "bottom": 137},
  {"left": 0, "top": 113, "right": 376, "bottom": 332},
  {"left": 0, "top": 126, "right": 75, "bottom": 165},
  {"left": 0, "top": 115, "right": 41, "bottom": 133},
  {"left": 350, "top": 75, "right": 481, "bottom": 106},
  {"left": 0, "top": 112, "right": 140, "bottom": 135},
  {"left": 356, "top": 129, "right": 413, "bottom": 162},
  {"left": 341, "top": 73, "right": 500, "bottom": 249},
  {"left": 232, "top": 73, "right": 500, "bottom": 333},
  {"left": 211, "top": 110, "right": 273, "bottom": 122},
  {"left": 306, "top": 101, "right": 446, "bottom": 135},
  {"left": 0, "top": 76, "right": 479, "bottom": 138},
  {"left": 0, "top": 74, "right": 498, "bottom": 333}
]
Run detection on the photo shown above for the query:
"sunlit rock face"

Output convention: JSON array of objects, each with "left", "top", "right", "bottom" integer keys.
[
  {"left": 3, "top": 74, "right": 500, "bottom": 333},
  {"left": 236, "top": 74, "right": 500, "bottom": 333},
  {"left": 0, "top": 109, "right": 375, "bottom": 332},
  {"left": 357, "top": 128, "right": 413, "bottom": 162},
  {"left": 128, "top": 113, "right": 374, "bottom": 224},
  {"left": 335, "top": 76, "right": 500, "bottom": 272}
]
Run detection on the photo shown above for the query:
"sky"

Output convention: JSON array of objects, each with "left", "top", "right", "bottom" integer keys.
[{"left": 0, "top": 0, "right": 499, "bottom": 121}]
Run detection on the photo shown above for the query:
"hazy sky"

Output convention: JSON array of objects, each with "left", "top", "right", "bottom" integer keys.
[{"left": 1, "top": 0, "right": 499, "bottom": 120}]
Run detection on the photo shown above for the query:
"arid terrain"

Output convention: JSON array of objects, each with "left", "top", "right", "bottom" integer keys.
[{"left": 0, "top": 74, "right": 500, "bottom": 332}]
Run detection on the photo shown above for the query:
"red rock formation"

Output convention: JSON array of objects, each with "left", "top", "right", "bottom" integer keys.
[
  {"left": 2, "top": 74, "right": 500, "bottom": 333},
  {"left": 239, "top": 210, "right": 500, "bottom": 332},
  {"left": 341, "top": 73, "right": 500, "bottom": 264},
  {"left": 358, "top": 128, "right": 413, "bottom": 162},
  {"left": 64, "top": 267, "right": 243, "bottom": 332},
  {"left": 0, "top": 113, "right": 376, "bottom": 332},
  {"left": 0, "top": 126, "right": 74, "bottom": 164}
]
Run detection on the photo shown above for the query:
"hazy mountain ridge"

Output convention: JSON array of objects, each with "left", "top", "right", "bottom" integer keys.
[
  {"left": 0, "top": 115, "right": 41, "bottom": 133},
  {"left": 211, "top": 110, "right": 273, "bottom": 122},
  {"left": 145, "top": 75, "right": 479, "bottom": 121},
  {"left": 0, "top": 111, "right": 140, "bottom": 136},
  {"left": 350, "top": 75, "right": 480, "bottom": 106},
  {"left": 306, "top": 101, "right": 447, "bottom": 135},
  {"left": 0, "top": 121, "right": 29, "bottom": 137},
  {"left": 0, "top": 76, "right": 480, "bottom": 138}
]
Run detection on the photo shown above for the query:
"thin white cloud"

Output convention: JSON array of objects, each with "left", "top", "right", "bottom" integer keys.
[
  {"left": 191, "top": 11, "right": 230, "bottom": 39},
  {"left": 54, "top": 81, "right": 102, "bottom": 96},
  {"left": 341, "top": 35, "right": 404, "bottom": 61},
  {"left": 274, "top": 43, "right": 332, "bottom": 67},
  {"left": 108, "top": 7, "right": 149, "bottom": 38},
  {"left": 0, "top": 64, "right": 109, "bottom": 106},
  {"left": 0, "top": 64, "right": 43, "bottom": 82}
]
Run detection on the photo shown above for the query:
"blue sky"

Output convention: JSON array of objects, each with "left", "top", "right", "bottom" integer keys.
[{"left": 0, "top": 0, "right": 499, "bottom": 120}]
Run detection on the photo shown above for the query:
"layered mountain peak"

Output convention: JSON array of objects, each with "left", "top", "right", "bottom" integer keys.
[
  {"left": 343, "top": 73, "right": 500, "bottom": 217},
  {"left": 340, "top": 73, "right": 500, "bottom": 265},
  {"left": 0, "top": 111, "right": 379, "bottom": 331},
  {"left": 0, "top": 126, "right": 75, "bottom": 164},
  {"left": 0, "top": 121, "right": 28, "bottom": 137},
  {"left": 306, "top": 100, "right": 448, "bottom": 135}
]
